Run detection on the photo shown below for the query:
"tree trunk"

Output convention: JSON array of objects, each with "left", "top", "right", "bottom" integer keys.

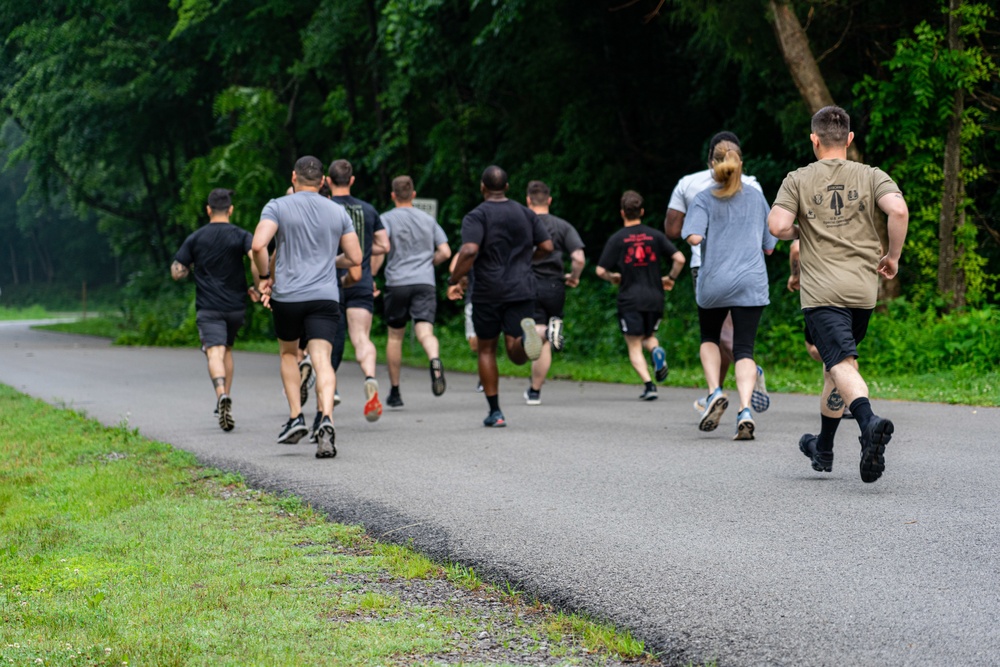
[
  {"left": 8, "top": 244, "right": 19, "bottom": 284},
  {"left": 767, "top": 0, "right": 862, "bottom": 164},
  {"left": 938, "top": 0, "right": 964, "bottom": 309}
]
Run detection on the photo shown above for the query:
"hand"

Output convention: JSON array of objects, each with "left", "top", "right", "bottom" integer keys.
[
  {"left": 876, "top": 255, "right": 899, "bottom": 280},
  {"left": 257, "top": 277, "right": 273, "bottom": 296},
  {"left": 372, "top": 279, "right": 381, "bottom": 298},
  {"left": 564, "top": 273, "right": 580, "bottom": 288},
  {"left": 247, "top": 286, "right": 262, "bottom": 303},
  {"left": 608, "top": 272, "right": 621, "bottom": 285},
  {"left": 342, "top": 272, "right": 358, "bottom": 289},
  {"left": 661, "top": 276, "right": 676, "bottom": 292},
  {"left": 446, "top": 283, "right": 466, "bottom": 301},
  {"left": 786, "top": 274, "right": 800, "bottom": 292}
]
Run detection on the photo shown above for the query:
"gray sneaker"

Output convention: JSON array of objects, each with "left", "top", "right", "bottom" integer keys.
[
  {"left": 521, "top": 318, "right": 543, "bottom": 361},
  {"left": 314, "top": 416, "right": 336, "bottom": 458},
  {"left": 698, "top": 389, "right": 729, "bottom": 432}
]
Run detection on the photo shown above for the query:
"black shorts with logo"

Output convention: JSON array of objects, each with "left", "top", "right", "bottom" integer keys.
[
  {"left": 271, "top": 299, "right": 341, "bottom": 345},
  {"left": 618, "top": 310, "right": 661, "bottom": 337},
  {"left": 196, "top": 309, "right": 245, "bottom": 348},
  {"left": 803, "top": 306, "right": 873, "bottom": 371},
  {"left": 533, "top": 277, "right": 566, "bottom": 322},
  {"left": 384, "top": 284, "right": 437, "bottom": 329},
  {"left": 472, "top": 299, "right": 534, "bottom": 341}
]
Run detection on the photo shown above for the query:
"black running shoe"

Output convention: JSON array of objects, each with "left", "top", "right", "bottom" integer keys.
[
  {"left": 277, "top": 414, "right": 308, "bottom": 444},
  {"left": 217, "top": 394, "right": 234, "bottom": 432},
  {"left": 798, "top": 433, "right": 833, "bottom": 472},
  {"left": 314, "top": 417, "right": 336, "bottom": 458},
  {"left": 483, "top": 409, "right": 506, "bottom": 427},
  {"left": 308, "top": 411, "right": 322, "bottom": 444},
  {"left": 387, "top": 388, "right": 404, "bottom": 408},
  {"left": 859, "top": 416, "right": 893, "bottom": 483},
  {"left": 639, "top": 385, "right": 658, "bottom": 401},
  {"left": 524, "top": 387, "right": 541, "bottom": 405},
  {"left": 430, "top": 357, "right": 446, "bottom": 396}
]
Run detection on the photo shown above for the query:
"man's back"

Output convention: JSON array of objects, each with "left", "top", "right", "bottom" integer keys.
[
  {"left": 382, "top": 207, "right": 447, "bottom": 287},
  {"left": 598, "top": 223, "right": 678, "bottom": 312},
  {"left": 175, "top": 223, "right": 252, "bottom": 312},
  {"left": 532, "top": 214, "right": 584, "bottom": 279},
  {"left": 462, "top": 199, "right": 547, "bottom": 304}
]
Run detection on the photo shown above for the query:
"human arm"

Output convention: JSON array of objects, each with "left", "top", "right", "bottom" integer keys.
[
  {"left": 595, "top": 265, "right": 621, "bottom": 285},
  {"left": 767, "top": 206, "right": 799, "bottom": 241},
  {"left": 170, "top": 260, "right": 189, "bottom": 281},
  {"left": 787, "top": 239, "right": 801, "bottom": 291},
  {"left": 875, "top": 192, "right": 909, "bottom": 279},
  {"left": 564, "top": 248, "right": 585, "bottom": 287},
  {"left": 661, "top": 251, "right": 686, "bottom": 291},
  {"left": 531, "top": 239, "right": 554, "bottom": 261},
  {"left": 664, "top": 208, "right": 685, "bottom": 239},
  {"left": 433, "top": 242, "right": 452, "bottom": 266},
  {"left": 371, "top": 228, "right": 390, "bottom": 257},
  {"left": 447, "top": 242, "right": 479, "bottom": 300},
  {"left": 251, "top": 219, "right": 277, "bottom": 294}
]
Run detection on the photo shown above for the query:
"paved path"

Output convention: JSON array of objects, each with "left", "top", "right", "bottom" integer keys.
[{"left": 2, "top": 322, "right": 998, "bottom": 666}]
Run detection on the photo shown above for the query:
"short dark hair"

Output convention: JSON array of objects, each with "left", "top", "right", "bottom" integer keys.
[
  {"left": 392, "top": 175, "right": 414, "bottom": 201},
  {"left": 526, "top": 180, "right": 550, "bottom": 206},
  {"left": 206, "top": 188, "right": 233, "bottom": 212},
  {"left": 481, "top": 165, "right": 508, "bottom": 192},
  {"left": 621, "top": 190, "right": 644, "bottom": 220},
  {"left": 811, "top": 106, "right": 851, "bottom": 146},
  {"left": 294, "top": 156, "right": 324, "bottom": 187},
  {"left": 707, "top": 131, "right": 741, "bottom": 162},
  {"left": 328, "top": 159, "right": 353, "bottom": 186}
]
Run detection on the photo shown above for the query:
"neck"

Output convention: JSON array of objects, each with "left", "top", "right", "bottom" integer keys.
[
  {"left": 528, "top": 205, "right": 549, "bottom": 215},
  {"left": 624, "top": 219, "right": 641, "bottom": 227},
  {"left": 394, "top": 200, "right": 414, "bottom": 208},
  {"left": 816, "top": 145, "right": 848, "bottom": 160},
  {"left": 294, "top": 185, "right": 320, "bottom": 193},
  {"left": 483, "top": 191, "right": 507, "bottom": 202},
  {"left": 209, "top": 216, "right": 230, "bottom": 223},
  {"left": 331, "top": 186, "right": 351, "bottom": 196}
]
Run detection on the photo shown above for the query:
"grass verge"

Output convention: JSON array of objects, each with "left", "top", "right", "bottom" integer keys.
[
  {"left": 0, "top": 306, "right": 77, "bottom": 321},
  {"left": 0, "top": 385, "right": 662, "bottom": 666}
]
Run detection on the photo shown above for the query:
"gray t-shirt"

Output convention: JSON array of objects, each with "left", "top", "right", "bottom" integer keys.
[
  {"left": 260, "top": 191, "right": 356, "bottom": 303},
  {"left": 381, "top": 206, "right": 448, "bottom": 287},
  {"left": 681, "top": 187, "right": 777, "bottom": 308}
]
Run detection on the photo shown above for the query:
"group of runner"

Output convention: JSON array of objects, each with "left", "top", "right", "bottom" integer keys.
[{"left": 172, "top": 105, "right": 908, "bottom": 484}]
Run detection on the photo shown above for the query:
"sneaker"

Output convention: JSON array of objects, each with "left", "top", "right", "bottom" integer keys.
[
  {"left": 547, "top": 316, "right": 565, "bottom": 351},
  {"left": 639, "top": 385, "right": 658, "bottom": 401},
  {"left": 733, "top": 408, "right": 755, "bottom": 441},
  {"left": 524, "top": 388, "right": 541, "bottom": 406},
  {"left": 475, "top": 382, "right": 484, "bottom": 393},
  {"left": 798, "top": 433, "right": 833, "bottom": 472},
  {"left": 430, "top": 357, "right": 446, "bottom": 397},
  {"left": 483, "top": 409, "right": 506, "bottom": 427},
  {"left": 692, "top": 395, "right": 707, "bottom": 412},
  {"left": 277, "top": 414, "right": 308, "bottom": 444},
  {"left": 859, "top": 416, "right": 893, "bottom": 483},
  {"left": 698, "top": 389, "right": 729, "bottom": 432},
  {"left": 314, "top": 416, "right": 336, "bottom": 458},
  {"left": 298, "top": 355, "right": 313, "bottom": 405},
  {"left": 750, "top": 365, "right": 770, "bottom": 412},
  {"left": 308, "top": 411, "right": 322, "bottom": 444},
  {"left": 334, "top": 390, "right": 342, "bottom": 406},
  {"left": 521, "top": 318, "right": 543, "bottom": 361},
  {"left": 651, "top": 346, "right": 668, "bottom": 382},
  {"left": 363, "top": 378, "right": 382, "bottom": 423},
  {"left": 387, "top": 388, "right": 404, "bottom": 408},
  {"left": 217, "top": 394, "right": 234, "bottom": 432}
]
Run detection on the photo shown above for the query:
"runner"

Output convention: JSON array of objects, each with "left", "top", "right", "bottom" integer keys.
[
  {"left": 596, "top": 190, "right": 685, "bottom": 401},
  {"left": 449, "top": 252, "right": 483, "bottom": 393},
  {"left": 327, "top": 159, "right": 391, "bottom": 424},
  {"left": 446, "top": 165, "right": 553, "bottom": 427},
  {"left": 768, "top": 105, "right": 909, "bottom": 483},
  {"left": 682, "top": 140, "right": 777, "bottom": 439},
  {"left": 665, "top": 131, "right": 771, "bottom": 414},
  {"left": 251, "top": 156, "right": 362, "bottom": 458},
  {"left": 377, "top": 175, "right": 452, "bottom": 407},
  {"left": 523, "top": 180, "right": 585, "bottom": 406},
  {"left": 171, "top": 188, "right": 257, "bottom": 432}
]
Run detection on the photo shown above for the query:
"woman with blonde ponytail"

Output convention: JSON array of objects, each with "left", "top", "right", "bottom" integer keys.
[{"left": 681, "top": 141, "right": 778, "bottom": 440}]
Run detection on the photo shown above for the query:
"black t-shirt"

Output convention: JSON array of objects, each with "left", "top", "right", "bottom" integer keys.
[
  {"left": 333, "top": 195, "right": 384, "bottom": 298},
  {"left": 597, "top": 223, "right": 679, "bottom": 312},
  {"left": 461, "top": 199, "right": 551, "bottom": 304},
  {"left": 174, "top": 222, "right": 253, "bottom": 312},
  {"left": 531, "top": 214, "right": 585, "bottom": 280}
]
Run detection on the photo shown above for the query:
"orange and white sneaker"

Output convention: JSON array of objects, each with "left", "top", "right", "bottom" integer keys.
[{"left": 363, "top": 378, "right": 382, "bottom": 423}]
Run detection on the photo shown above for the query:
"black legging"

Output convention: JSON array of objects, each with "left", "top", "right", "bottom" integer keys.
[{"left": 697, "top": 305, "right": 765, "bottom": 361}]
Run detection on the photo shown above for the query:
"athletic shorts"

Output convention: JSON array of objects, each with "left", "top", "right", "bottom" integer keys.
[
  {"left": 472, "top": 299, "right": 534, "bottom": 341},
  {"left": 464, "top": 302, "right": 476, "bottom": 340},
  {"left": 384, "top": 284, "right": 437, "bottom": 329},
  {"left": 618, "top": 310, "right": 661, "bottom": 337},
  {"left": 340, "top": 285, "right": 374, "bottom": 313},
  {"left": 803, "top": 306, "right": 873, "bottom": 371},
  {"left": 534, "top": 278, "right": 566, "bottom": 322},
  {"left": 271, "top": 299, "right": 341, "bottom": 344},
  {"left": 196, "top": 309, "right": 245, "bottom": 348}
]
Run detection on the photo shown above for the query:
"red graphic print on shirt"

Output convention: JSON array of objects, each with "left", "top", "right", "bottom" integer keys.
[{"left": 623, "top": 233, "right": 657, "bottom": 267}]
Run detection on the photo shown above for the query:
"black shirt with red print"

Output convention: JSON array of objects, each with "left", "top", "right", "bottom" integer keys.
[{"left": 597, "top": 223, "right": 679, "bottom": 313}]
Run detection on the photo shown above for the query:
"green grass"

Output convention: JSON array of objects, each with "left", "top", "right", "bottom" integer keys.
[
  {"left": 0, "top": 385, "right": 661, "bottom": 666},
  {"left": 0, "top": 305, "right": 73, "bottom": 321},
  {"left": 37, "top": 314, "right": 1000, "bottom": 407}
]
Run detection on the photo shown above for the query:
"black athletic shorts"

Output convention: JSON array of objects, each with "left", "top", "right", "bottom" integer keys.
[
  {"left": 618, "top": 310, "right": 661, "bottom": 337},
  {"left": 472, "top": 299, "right": 534, "bottom": 341},
  {"left": 340, "top": 286, "right": 374, "bottom": 313},
  {"left": 803, "top": 306, "right": 873, "bottom": 371},
  {"left": 196, "top": 309, "right": 245, "bottom": 348},
  {"left": 533, "top": 277, "right": 566, "bottom": 322},
  {"left": 271, "top": 299, "right": 341, "bottom": 344},
  {"left": 384, "top": 284, "right": 437, "bottom": 329}
]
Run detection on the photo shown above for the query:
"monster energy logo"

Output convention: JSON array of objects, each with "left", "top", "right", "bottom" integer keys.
[{"left": 345, "top": 204, "right": 365, "bottom": 249}]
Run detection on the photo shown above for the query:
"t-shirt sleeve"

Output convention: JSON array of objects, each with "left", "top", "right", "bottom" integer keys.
[
  {"left": 758, "top": 195, "right": 778, "bottom": 252},
  {"left": 667, "top": 177, "right": 688, "bottom": 213},
  {"left": 260, "top": 198, "right": 280, "bottom": 224},
  {"left": 339, "top": 209, "right": 357, "bottom": 237},
  {"left": 381, "top": 216, "right": 391, "bottom": 239},
  {"left": 461, "top": 210, "right": 485, "bottom": 247},
  {"left": 680, "top": 194, "right": 709, "bottom": 240},
  {"left": 657, "top": 231, "right": 679, "bottom": 258},
  {"left": 530, "top": 210, "right": 551, "bottom": 246},
  {"left": 242, "top": 229, "right": 253, "bottom": 254},
  {"left": 371, "top": 207, "right": 384, "bottom": 233},
  {"left": 564, "top": 223, "right": 585, "bottom": 253},
  {"left": 433, "top": 223, "right": 448, "bottom": 246},
  {"left": 597, "top": 236, "right": 618, "bottom": 271},
  {"left": 772, "top": 173, "right": 800, "bottom": 215},
  {"left": 872, "top": 167, "right": 901, "bottom": 201},
  {"left": 174, "top": 233, "right": 195, "bottom": 266}
]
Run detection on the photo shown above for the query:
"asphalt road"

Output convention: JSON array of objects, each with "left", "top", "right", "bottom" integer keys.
[{"left": 2, "top": 321, "right": 998, "bottom": 666}]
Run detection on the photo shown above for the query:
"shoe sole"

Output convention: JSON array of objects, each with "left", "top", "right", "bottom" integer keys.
[
  {"left": 692, "top": 398, "right": 706, "bottom": 413},
  {"left": 653, "top": 348, "right": 668, "bottom": 382},
  {"left": 521, "top": 318, "right": 543, "bottom": 361},
  {"left": 639, "top": 392, "right": 658, "bottom": 401},
  {"left": 548, "top": 318, "right": 564, "bottom": 352},
  {"left": 277, "top": 425, "right": 308, "bottom": 445},
  {"left": 523, "top": 390, "right": 541, "bottom": 406},
  {"left": 299, "top": 366, "right": 312, "bottom": 406},
  {"left": 860, "top": 417, "right": 893, "bottom": 483},
  {"left": 217, "top": 396, "right": 234, "bottom": 432},
  {"left": 734, "top": 418, "right": 755, "bottom": 440},
  {"left": 364, "top": 380, "right": 382, "bottom": 423},
  {"left": 484, "top": 416, "right": 507, "bottom": 427},
  {"left": 315, "top": 425, "right": 336, "bottom": 458},
  {"left": 430, "top": 359, "right": 446, "bottom": 397},
  {"left": 699, "top": 395, "right": 729, "bottom": 432},
  {"left": 751, "top": 366, "right": 770, "bottom": 412}
]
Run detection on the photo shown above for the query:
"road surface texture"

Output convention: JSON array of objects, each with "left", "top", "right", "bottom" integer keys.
[{"left": 2, "top": 321, "right": 998, "bottom": 666}]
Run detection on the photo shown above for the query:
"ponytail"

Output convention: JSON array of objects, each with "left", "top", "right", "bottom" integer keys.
[{"left": 710, "top": 141, "right": 743, "bottom": 199}]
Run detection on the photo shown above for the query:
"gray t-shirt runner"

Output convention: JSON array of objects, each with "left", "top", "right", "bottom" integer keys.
[
  {"left": 260, "top": 191, "right": 356, "bottom": 303},
  {"left": 381, "top": 206, "right": 448, "bottom": 287},
  {"left": 681, "top": 186, "right": 777, "bottom": 309}
]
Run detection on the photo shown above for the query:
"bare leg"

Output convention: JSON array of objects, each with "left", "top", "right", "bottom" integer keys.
[
  {"left": 223, "top": 346, "right": 234, "bottom": 395},
  {"left": 414, "top": 321, "right": 440, "bottom": 360},
  {"left": 386, "top": 326, "right": 406, "bottom": 386},
  {"left": 205, "top": 345, "right": 227, "bottom": 399},
  {"left": 734, "top": 357, "right": 757, "bottom": 410},
  {"left": 625, "top": 335, "right": 652, "bottom": 383},
  {"left": 828, "top": 357, "right": 868, "bottom": 409},
  {"left": 347, "top": 308, "right": 377, "bottom": 378},
  {"left": 529, "top": 324, "right": 550, "bottom": 391},
  {"left": 699, "top": 342, "right": 722, "bottom": 392},
  {"left": 307, "top": 338, "right": 335, "bottom": 418},
  {"left": 478, "top": 337, "right": 500, "bottom": 395},
  {"left": 278, "top": 339, "right": 303, "bottom": 418},
  {"left": 504, "top": 333, "right": 528, "bottom": 366}
]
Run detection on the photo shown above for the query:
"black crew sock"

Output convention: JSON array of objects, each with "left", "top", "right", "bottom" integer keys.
[
  {"left": 645, "top": 381, "right": 655, "bottom": 391},
  {"left": 390, "top": 385, "right": 400, "bottom": 394},
  {"left": 486, "top": 394, "right": 500, "bottom": 412},
  {"left": 849, "top": 397, "right": 874, "bottom": 431},
  {"left": 365, "top": 376, "right": 375, "bottom": 382},
  {"left": 817, "top": 415, "right": 841, "bottom": 452}
]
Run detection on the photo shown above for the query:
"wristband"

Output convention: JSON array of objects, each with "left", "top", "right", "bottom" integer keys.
[
  {"left": 259, "top": 273, "right": 270, "bottom": 280},
  {"left": 447, "top": 276, "right": 459, "bottom": 286},
  {"left": 667, "top": 273, "right": 678, "bottom": 281}
]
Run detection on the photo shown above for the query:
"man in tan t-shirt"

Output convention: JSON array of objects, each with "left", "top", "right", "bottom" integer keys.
[{"left": 768, "top": 105, "right": 908, "bottom": 484}]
